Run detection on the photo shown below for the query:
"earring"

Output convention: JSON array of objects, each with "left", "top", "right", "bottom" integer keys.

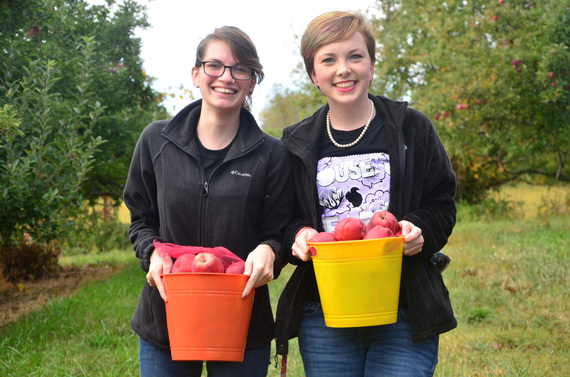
[{"left": 193, "top": 83, "right": 199, "bottom": 88}]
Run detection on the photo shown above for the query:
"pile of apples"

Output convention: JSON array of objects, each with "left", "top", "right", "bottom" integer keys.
[
  {"left": 309, "top": 210, "right": 402, "bottom": 245},
  {"left": 171, "top": 252, "right": 245, "bottom": 274}
]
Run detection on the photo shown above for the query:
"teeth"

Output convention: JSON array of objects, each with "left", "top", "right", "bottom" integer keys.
[
  {"left": 213, "top": 88, "right": 236, "bottom": 94},
  {"left": 335, "top": 81, "right": 356, "bottom": 88}
]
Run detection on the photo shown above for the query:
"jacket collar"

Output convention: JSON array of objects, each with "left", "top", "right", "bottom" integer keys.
[
  {"left": 161, "top": 99, "right": 265, "bottom": 157},
  {"left": 282, "top": 94, "right": 408, "bottom": 153}
]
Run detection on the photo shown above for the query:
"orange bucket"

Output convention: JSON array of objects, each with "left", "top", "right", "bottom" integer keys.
[
  {"left": 309, "top": 237, "right": 403, "bottom": 328},
  {"left": 162, "top": 273, "right": 254, "bottom": 361}
]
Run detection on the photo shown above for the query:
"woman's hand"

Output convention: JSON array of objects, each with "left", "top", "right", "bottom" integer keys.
[
  {"left": 146, "top": 248, "right": 173, "bottom": 302},
  {"left": 292, "top": 227, "right": 318, "bottom": 262},
  {"left": 242, "top": 244, "right": 275, "bottom": 298},
  {"left": 399, "top": 220, "right": 424, "bottom": 256}
]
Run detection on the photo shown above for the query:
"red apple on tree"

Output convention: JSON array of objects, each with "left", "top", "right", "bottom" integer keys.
[
  {"left": 366, "top": 210, "right": 400, "bottom": 235},
  {"left": 192, "top": 252, "right": 224, "bottom": 273},
  {"left": 29, "top": 26, "right": 40, "bottom": 38}
]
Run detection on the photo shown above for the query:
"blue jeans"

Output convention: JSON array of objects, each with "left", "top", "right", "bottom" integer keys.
[
  {"left": 139, "top": 338, "right": 270, "bottom": 377},
  {"left": 298, "top": 301, "right": 439, "bottom": 377}
]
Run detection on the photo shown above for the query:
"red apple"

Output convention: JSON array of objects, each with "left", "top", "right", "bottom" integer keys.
[
  {"left": 334, "top": 217, "right": 366, "bottom": 241},
  {"left": 171, "top": 253, "right": 196, "bottom": 273},
  {"left": 309, "top": 232, "right": 337, "bottom": 243},
  {"left": 308, "top": 232, "right": 337, "bottom": 256},
  {"left": 366, "top": 210, "right": 400, "bottom": 235},
  {"left": 192, "top": 252, "right": 224, "bottom": 273},
  {"left": 363, "top": 225, "right": 394, "bottom": 240},
  {"left": 225, "top": 261, "right": 245, "bottom": 274},
  {"left": 29, "top": 26, "right": 40, "bottom": 38}
]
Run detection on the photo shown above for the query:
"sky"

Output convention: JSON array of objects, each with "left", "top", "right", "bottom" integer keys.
[{"left": 88, "top": 0, "right": 380, "bottom": 121}]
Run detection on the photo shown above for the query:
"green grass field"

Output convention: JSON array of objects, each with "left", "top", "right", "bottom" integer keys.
[{"left": 1, "top": 185, "right": 568, "bottom": 376}]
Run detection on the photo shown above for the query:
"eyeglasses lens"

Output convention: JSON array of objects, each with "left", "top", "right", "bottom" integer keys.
[{"left": 203, "top": 62, "right": 251, "bottom": 80}]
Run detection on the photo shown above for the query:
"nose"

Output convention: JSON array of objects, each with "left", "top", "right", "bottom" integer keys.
[
  {"left": 219, "top": 67, "right": 235, "bottom": 83},
  {"left": 337, "top": 60, "right": 351, "bottom": 76}
]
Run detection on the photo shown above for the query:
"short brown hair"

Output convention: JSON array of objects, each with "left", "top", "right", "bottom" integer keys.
[
  {"left": 301, "top": 11, "right": 375, "bottom": 83},
  {"left": 195, "top": 26, "right": 264, "bottom": 110}
]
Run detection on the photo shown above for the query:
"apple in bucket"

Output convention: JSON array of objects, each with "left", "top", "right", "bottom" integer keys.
[
  {"left": 334, "top": 217, "right": 367, "bottom": 241},
  {"left": 192, "top": 252, "right": 224, "bottom": 273},
  {"left": 363, "top": 225, "right": 394, "bottom": 240},
  {"left": 366, "top": 210, "right": 400, "bottom": 235},
  {"left": 225, "top": 261, "right": 246, "bottom": 274},
  {"left": 308, "top": 232, "right": 336, "bottom": 256},
  {"left": 171, "top": 253, "right": 196, "bottom": 273}
]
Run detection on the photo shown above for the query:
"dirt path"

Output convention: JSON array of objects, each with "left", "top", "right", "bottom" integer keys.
[{"left": 0, "top": 265, "right": 123, "bottom": 328}]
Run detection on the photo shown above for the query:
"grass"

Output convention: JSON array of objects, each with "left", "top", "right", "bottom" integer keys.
[
  {"left": 0, "top": 262, "right": 142, "bottom": 376},
  {"left": 0, "top": 184, "right": 568, "bottom": 376}
]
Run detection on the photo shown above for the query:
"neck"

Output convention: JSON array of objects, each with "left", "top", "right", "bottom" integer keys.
[
  {"left": 328, "top": 97, "right": 373, "bottom": 131},
  {"left": 197, "top": 104, "right": 241, "bottom": 150}
]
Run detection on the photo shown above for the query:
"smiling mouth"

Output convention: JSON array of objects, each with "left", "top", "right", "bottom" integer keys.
[
  {"left": 334, "top": 81, "right": 356, "bottom": 88},
  {"left": 213, "top": 87, "right": 237, "bottom": 94}
]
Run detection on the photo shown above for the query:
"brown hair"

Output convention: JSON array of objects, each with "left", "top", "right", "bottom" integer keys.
[
  {"left": 195, "top": 26, "right": 264, "bottom": 110},
  {"left": 301, "top": 11, "right": 375, "bottom": 83}
]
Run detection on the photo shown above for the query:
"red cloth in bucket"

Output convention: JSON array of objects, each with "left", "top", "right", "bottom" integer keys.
[{"left": 153, "top": 239, "right": 244, "bottom": 269}]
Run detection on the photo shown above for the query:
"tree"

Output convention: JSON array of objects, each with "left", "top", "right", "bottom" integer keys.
[
  {"left": 259, "top": 82, "right": 326, "bottom": 137},
  {"left": 371, "top": 0, "right": 569, "bottom": 202},
  {"left": 0, "top": 0, "right": 167, "bottom": 245},
  {"left": 0, "top": 0, "right": 168, "bottom": 207},
  {"left": 0, "top": 40, "right": 104, "bottom": 245}
]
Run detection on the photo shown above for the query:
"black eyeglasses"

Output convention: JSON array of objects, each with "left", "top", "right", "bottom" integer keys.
[{"left": 198, "top": 61, "right": 253, "bottom": 80}]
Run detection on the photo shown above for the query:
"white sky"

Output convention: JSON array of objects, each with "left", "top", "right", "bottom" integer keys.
[{"left": 88, "top": 0, "right": 380, "bottom": 121}]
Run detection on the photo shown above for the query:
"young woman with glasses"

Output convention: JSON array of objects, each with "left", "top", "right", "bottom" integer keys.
[
  {"left": 124, "top": 26, "right": 294, "bottom": 377},
  {"left": 275, "top": 11, "right": 457, "bottom": 377}
]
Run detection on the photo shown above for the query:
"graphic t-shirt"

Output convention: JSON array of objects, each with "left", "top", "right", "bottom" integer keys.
[{"left": 317, "top": 114, "right": 390, "bottom": 233}]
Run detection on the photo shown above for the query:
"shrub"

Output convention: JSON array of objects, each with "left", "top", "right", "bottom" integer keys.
[{"left": 0, "top": 241, "right": 61, "bottom": 282}]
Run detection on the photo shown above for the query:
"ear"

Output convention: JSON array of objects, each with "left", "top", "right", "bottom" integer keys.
[
  {"left": 191, "top": 66, "right": 199, "bottom": 86},
  {"left": 310, "top": 71, "right": 318, "bottom": 85},
  {"left": 248, "top": 77, "right": 257, "bottom": 94},
  {"left": 369, "top": 64, "right": 375, "bottom": 81}
]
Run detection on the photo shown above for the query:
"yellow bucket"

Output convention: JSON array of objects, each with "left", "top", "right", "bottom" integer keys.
[{"left": 309, "top": 237, "right": 403, "bottom": 328}]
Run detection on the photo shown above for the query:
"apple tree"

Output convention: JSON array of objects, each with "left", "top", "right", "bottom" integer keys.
[
  {"left": 370, "top": 0, "right": 569, "bottom": 203},
  {"left": 259, "top": 82, "right": 326, "bottom": 137},
  {"left": 0, "top": 0, "right": 166, "bottom": 248}
]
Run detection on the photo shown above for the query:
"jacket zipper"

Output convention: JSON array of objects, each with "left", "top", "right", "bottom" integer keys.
[{"left": 162, "top": 130, "right": 264, "bottom": 243}]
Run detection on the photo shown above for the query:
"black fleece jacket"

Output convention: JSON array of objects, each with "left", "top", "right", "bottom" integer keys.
[
  {"left": 275, "top": 94, "right": 457, "bottom": 355},
  {"left": 124, "top": 100, "right": 294, "bottom": 351}
]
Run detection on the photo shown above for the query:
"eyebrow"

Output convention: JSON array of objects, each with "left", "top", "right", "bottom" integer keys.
[{"left": 316, "top": 48, "right": 365, "bottom": 59}]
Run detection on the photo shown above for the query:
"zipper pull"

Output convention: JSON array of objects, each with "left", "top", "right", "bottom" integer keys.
[{"left": 202, "top": 182, "right": 209, "bottom": 196}]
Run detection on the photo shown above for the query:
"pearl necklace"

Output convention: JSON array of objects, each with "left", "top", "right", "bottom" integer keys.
[{"left": 326, "top": 99, "right": 375, "bottom": 148}]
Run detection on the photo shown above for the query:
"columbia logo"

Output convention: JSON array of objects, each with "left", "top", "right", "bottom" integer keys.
[{"left": 231, "top": 170, "right": 251, "bottom": 178}]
